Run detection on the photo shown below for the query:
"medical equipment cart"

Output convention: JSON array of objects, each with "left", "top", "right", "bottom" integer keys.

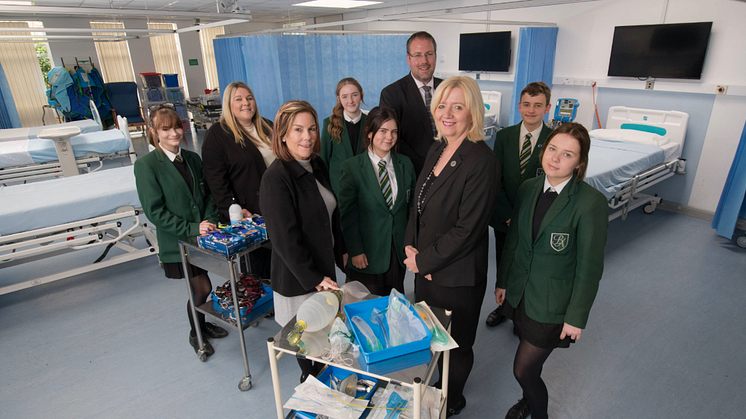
[
  {"left": 267, "top": 304, "right": 452, "bottom": 419},
  {"left": 179, "top": 238, "right": 274, "bottom": 391}
]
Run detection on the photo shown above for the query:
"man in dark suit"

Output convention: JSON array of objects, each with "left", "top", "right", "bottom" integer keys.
[
  {"left": 380, "top": 31, "right": 442, "bottom": 176},
  {"left": 486, "top": 81, "right": 554, "bottom": 327}
]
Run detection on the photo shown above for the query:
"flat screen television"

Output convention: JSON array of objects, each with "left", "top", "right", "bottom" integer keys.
[
  {"left": 459, "top": 31, "right": 511, "bottom": 72},
  {"left": 607, "top": 22, "right": 712, "bottom": 79}
]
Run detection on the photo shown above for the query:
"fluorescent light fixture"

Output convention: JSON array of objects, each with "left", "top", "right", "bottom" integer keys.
[
  {"left": 0, "top": 1, "right": 33, "bottom": 4},
  {"left": 293, "top": 0, "right": 381, "bottom": 9}
]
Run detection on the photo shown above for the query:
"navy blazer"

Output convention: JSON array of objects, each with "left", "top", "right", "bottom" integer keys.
[
  {"left": 404, "top": 140, "right": 500, "bottom": 287},
  {"left": 380, "top": 74, "right": 443, "bottom": 176},
  {"left": 259, "top": 157, "right": 346, "bottom": 297}
]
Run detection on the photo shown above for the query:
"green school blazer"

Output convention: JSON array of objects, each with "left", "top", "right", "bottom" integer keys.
[
  {"left": 319, "top": 114, "right": 367, "bottom": 196},
  {"left": 337, "top": 152, "right": 416, "bottom": 274},
  {"left": 491, "top": 123, "right": 554, "bottom": 232},
  {"left": 134, "top": 149, "right": 218, "bottom": 264},
  {"left": 497, "top": 175, "right": 609, "bottom": 329}
]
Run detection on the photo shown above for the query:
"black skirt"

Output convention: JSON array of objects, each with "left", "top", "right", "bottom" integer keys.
[
  {"left": 162, "top": 262, "right": 207, "bottom": 279},
  {"left": 502, "top": 297, "right": 574, "bottom": 349}
]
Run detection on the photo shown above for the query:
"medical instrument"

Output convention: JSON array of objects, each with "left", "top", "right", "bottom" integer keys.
[
  {"left": 352, "top": 316, "right": 383, "bottom": 352},
  {"left": 287, "top": 291, "right": 341, "bottom": 348},
  {"left": 550, "top": 98, "right": 579, "bottom": 128},
  {"left": 370, "top": 307, "right": 390, "bottom": 348},
  {"left": 414, "top": 305, "right": 449, "bottom": 347}
]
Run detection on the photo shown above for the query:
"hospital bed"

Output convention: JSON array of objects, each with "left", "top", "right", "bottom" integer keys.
[
  {"left": 482, "top": 90, "right": 502, "bottom": 146},
  {"left": 0, "top": 115, "right": 137, "bottom": 184},
  {"left": 584, "top": 106, "right": 689, "bottom": 221},
  {"left": 0, "top": 164, "right": 157, "bottom": 296}
]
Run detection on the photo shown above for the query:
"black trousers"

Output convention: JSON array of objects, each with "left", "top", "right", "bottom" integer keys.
[
  {"left": 493, "top": 228, "right": 507, "bottom": 276},
  {"left": 415, "top": 275, "right": 487, "bottom": 406},
  {"left": 347, "top": 243, "right": 405, "bottom": 296}
]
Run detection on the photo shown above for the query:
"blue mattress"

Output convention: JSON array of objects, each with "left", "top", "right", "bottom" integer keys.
[
  {"left": 0, "top": 120, "right": 101, "bottom": 142},
  {"left": 0, "top": 166, "right": 140, "bottom": 236},
  {"left": 0, "top": 130, "right": 130, "bottom": 169},
  {"left": 585, "top": 138, "right": 666, "bottom": 200}
]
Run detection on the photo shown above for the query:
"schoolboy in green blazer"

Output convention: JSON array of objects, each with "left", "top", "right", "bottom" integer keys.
[{"left": 486, "top": 81, "right": 554, "bottom": 327}]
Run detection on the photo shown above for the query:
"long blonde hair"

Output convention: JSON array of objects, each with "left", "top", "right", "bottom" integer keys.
[
  {"left": 219, "top": 81, "right": 272, "bottom": 148},
  {"left": 328, "top": 77, "right": 364, "bottom": 143}
]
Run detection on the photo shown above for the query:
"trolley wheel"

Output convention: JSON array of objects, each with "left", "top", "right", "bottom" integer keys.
[
  {"left": 643, "top": 203, "right": 656, "bottom": 214},
  {"left": 238, "top": 376, "right": 252, "bottom": 391},
  {"left": 737, "top": 235, "right": 746, "bottom": 249},
  {"left": 197, "top": 350, "right": 208, "bottom": 362}
]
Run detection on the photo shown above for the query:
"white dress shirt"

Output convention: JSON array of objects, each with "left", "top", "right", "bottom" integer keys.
[
  {"left": 368, "top": 149, "right": 398, "bottom": 206},
  {"left": 411, "top": 73, "right": 435, "bottom": 106},
  {"left": 343, "top": 111, "right": 362, "bottom": 124},
  {"left": 519, "top": 122, "right": 545, "bottom": 154},
  {"left": 160, "top": 145, "right": 182, "bottom": 162},
  {"left": 544, "top": 175, "right": 572, "bottom": 195}
]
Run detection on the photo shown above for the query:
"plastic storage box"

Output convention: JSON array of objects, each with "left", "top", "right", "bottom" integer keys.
[
  {"left": 144, "top": 87, "right": 164, "bottom": 102},
  {"left": 164, "top": 87, "right": 185, "bottom": 104},
  {"left": 344, "top": 297, "right": 433, "bottom": 364},
  {"left": 161, "top": 73, "right": 179, "bottom": 88},
  {"left": 198, "top": 230, "right": 248, "bottom": 257},
  {"left": 211, "top": 284, "right": 273, "bottom": 322},
  {"left": 139, "top": 72, "right": 162, "bottom": 88}
]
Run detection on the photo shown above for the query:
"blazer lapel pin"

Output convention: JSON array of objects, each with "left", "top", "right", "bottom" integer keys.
[{"left": 450, "top": 161, "right": 456, "bottom": 167}]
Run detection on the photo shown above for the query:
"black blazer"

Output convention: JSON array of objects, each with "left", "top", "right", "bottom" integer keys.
[
  {"left": 404, "top": 140, "right": 500, "bottom": 287},
  {"left": 259, "top": 157, "right": 346, "bottom": 297},
  {"left": 202, "top": 118, "right": 273, "bottom": 224},
  {"left": 380, "top": 74, "right": 443, "bottom": 176}
]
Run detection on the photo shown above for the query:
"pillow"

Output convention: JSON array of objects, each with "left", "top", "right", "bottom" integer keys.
[{"left": 589, "top": 128, "right": 670, "bottom": 146}]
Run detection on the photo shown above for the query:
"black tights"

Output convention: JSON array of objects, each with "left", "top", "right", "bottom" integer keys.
[
  {"left": 513, "top": 339, "right": 554, "bottom": 419},
  {"left": 187, "top": 273, "right": 212, "bottom": 335}
]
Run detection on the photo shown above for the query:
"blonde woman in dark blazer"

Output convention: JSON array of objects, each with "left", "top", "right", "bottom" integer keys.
[
  {"left": 134, "top": 106, "right": 225, "bottom": 357},
  {"left": 338, "top": 106, "right": 416, "bottom": 296},
  {"left": 319, "top": 77, "right": 367, "bottom": 196},
  {"left": 496, "top": 122, "right": 608, "bottom": 419},
  {"left": 403, "top": 76, "right": 500, "bottom": 417}
]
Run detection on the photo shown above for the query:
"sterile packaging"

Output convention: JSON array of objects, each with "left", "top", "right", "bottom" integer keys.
[
  {"left": 197, "top": 230, "right": 248, "bottom": 257},
  {"left": 295, "top": 366, "right": 378, "bottom": 419},
  {"left": 238, "top": 215, "right": 267, "bottom": 239},
  {"left": 224, "top": 225, "right": 264, "bottom": 247}
]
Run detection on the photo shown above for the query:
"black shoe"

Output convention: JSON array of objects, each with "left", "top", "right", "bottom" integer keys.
[
  {"left": 202, "top": 322, "right": 228, "bottom": 339},
  {"left": 486, "top": 307, "right": 506, "bottom": 327},
  {"left": 446, "top": 396, "right": 466, "bottom": 417},
  {"left": 189, "top": 332, "right": 215, "bottom": 356},
  {"left": 505, "top": 398, "right": 530, "bottom": 419}
]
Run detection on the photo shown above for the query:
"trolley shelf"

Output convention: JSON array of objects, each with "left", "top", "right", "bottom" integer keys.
[{"left": 195, "top": 298, "right": 273, "bottom": 332}]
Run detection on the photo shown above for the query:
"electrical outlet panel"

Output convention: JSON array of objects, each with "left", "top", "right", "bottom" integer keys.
[
  {"left": 716, "top": 85, "right": 728, "bottom": 95},
  {"left": 645, "top": 80, "right": 655, "bottom": 90}
]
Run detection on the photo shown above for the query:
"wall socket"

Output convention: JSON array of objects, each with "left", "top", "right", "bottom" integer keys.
[
  {"left": 716, "top": 85, "right": 728, "bottom": 95},
  {"left": 645, "top": 80, "right": 655, "bottom": 90}
]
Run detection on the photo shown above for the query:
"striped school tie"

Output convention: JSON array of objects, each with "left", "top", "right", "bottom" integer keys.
[
  {"left": 423, "top": 86, "right": 436, "bottom": 136},
  {"left": 519, "top": 133, "right": 532, "bottom": 176},
  {"left": 378, "top": 160, "right": 393, "bottom": 211}
]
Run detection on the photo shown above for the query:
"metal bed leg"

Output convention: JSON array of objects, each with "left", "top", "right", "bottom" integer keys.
[
  {"left": 267, "top": 338, "right": 285, "bottom": 419},
  {"left": 182, "top": 243, "right": 208, "bottom": 362},
  {"left": 230, "top": 262, "right": 253, "bottom": 391}
]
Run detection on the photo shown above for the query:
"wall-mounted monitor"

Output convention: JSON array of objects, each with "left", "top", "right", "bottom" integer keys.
[
  {"left": 607, "top": 21, "right": 712, "bottom": 79},
  {"left": 459, "top": 31, "right": 511, "bottom": 72}
]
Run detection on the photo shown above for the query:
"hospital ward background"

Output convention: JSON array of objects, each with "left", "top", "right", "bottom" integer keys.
[{"left": 1, "top": 0, "right": 745, "bottom": 418}]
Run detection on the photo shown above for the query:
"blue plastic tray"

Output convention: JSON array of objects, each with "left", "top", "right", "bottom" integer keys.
[
  {"left": 344, "top": 297, "right": 432, "bottom": 364},
  {"left": 211, "top": 284, "right": 272, "bottom": 322}
]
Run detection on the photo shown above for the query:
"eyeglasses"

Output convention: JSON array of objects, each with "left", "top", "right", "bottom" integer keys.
[
  {"left": 148, "top": 102, "right": 175, "bottom": 113},
  {"left": 408, "top": 52, "right": 436, "bottom": 60}
]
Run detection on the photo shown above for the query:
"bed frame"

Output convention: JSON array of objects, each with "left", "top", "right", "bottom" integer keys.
[
  {"left": 0, "top": 115, "right": 141, "bottom": 185},
  {"left": 603, "top": 106, "right": 689, "bottom": 221}
]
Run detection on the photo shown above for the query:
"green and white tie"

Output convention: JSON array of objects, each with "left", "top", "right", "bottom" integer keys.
[{"left": 378, "top": 160, "right": 393, "bottom": 211}]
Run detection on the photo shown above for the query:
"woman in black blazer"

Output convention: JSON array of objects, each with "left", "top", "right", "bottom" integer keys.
[
  {"left": 403, "top": 77, "right": 500, "bottom": 417},
  {"left": 202, "top": 81, "right": 274, "bottom": 278},
  {"left": 259, "top": 100, "right": 346, "bottom": 381},
  {"left": 134, "top": 106, "right": 226, "bottom": 357}
]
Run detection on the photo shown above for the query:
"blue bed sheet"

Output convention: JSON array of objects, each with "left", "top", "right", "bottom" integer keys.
[
  {"left": 27, "top": 129, "right": 130, "bottom": 163},
  {"left": 585, "top": 138, "right": 666, "bottom": 199},
  {"left": 0, "top": 166, "right": 140, "bottom": 236},
  {"left": 0, "top": 120, "right": 100, "bottom": 142}
]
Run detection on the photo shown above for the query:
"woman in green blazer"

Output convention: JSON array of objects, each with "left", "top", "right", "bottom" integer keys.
[
  {"left": 338, "top": 106, "right": 416, "bottom": 295},
  {"left": 496, "top": 122, "right": 609, "bottom": 419},
  {"left": 319, "top": 77, "right": 367, "bottom": 196},
  {"left": 134, "top": 106, "right": 225, "bottom": 357}
]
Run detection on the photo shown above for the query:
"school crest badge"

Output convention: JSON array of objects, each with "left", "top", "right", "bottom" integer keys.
[{"left": 550, "top": 233, "right": 569, "bottom": 252}]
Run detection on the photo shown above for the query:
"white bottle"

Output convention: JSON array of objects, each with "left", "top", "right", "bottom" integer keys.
[
  {"left": 229, "top": 200, "right": 242, "bottom": 225},
  {"left": 287, "top": 291, "right": 341, "bottom": 350}
]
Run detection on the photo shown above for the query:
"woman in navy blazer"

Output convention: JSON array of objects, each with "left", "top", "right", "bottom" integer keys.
[
  {"left": 496, "top": 123, "right": 608, "bottom": 419},
  {"left": 337, "top": 106, "right": 416, "bottom": 296},
  {"left": 134, "top": 106, "right": 226, "bottom": 357},
  {"left": 259, "top": 100, "right": 346, "bottom": 382},
  {"left": 403, "top": 77, "right": 500, "bottom": 417}
]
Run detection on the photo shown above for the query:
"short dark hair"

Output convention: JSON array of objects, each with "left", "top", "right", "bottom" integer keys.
[
  {"left": 539, "top": 122, "right": 591, "bottom": 181},
  {"left": 406, "top": 31, "right": 437, "bottom": 54},
  {"left": 520, "top": 81, "right": 551, "bottom": 105},
  {"left": 362, "top": 106, "right": 400, "bottom": 152}
]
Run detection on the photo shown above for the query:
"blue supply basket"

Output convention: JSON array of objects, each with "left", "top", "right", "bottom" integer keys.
[
  {"left": 162, "top": 73, "right": 179, "bottom": 88},
  {"left": 164, "top": 87, "right": 185, "bottom": 104},
  {"left": 344, "top": 297, "right": 432, "bottom": 364},
  {"left": 211, "top": 284, "right": 273, "bottom": 322},
  {"left": 295, "top": 366, "right": 378, "bottom": 419}
]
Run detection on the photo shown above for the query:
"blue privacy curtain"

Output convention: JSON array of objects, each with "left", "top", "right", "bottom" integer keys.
[
  {"left": 712, "top": 120, "right": 746, "bottom": 238},
  {"left": 214, "top": 34, "right": 410, "bottom": 121},
  {"left": 509, "top": 27, "right": 559, "bottom": 126},
  {"left": 0, "top": 60, "right": 21, "bottom": 129}
]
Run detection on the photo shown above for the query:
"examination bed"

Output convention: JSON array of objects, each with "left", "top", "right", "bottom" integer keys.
[
  {"left": 0, "top": 116, "right": 137, "bottom": 184},
  {"left": 0, "top": 164, "right": 157, "bottom": 296},
  {"left": 584, "top": 106, "right": 689, "bottom": 220}
]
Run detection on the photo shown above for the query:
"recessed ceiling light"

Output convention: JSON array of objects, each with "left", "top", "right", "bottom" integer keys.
[
  {"left": 0, "top": 1, "right": 34, "bottom": 5},
  {"left": 292, "top": 0, "right": 382, "bottom": 9}
]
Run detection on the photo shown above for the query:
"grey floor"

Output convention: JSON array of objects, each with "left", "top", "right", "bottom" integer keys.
[{"left": 2, "top": 131, "right": 745, "bottom": 418}]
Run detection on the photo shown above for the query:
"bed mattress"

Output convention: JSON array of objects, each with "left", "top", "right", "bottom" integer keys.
[
  {"left": 0, "top": 166, "right": 140, "bottom": 236},
  {"left": 0, "top": 129, "right": 130, "bottom": 169},
  {"left": 585, "top": 138, "right": 674, "bottom": 200},
  {"left": 0, "top": 120, "right": 101, "bottom": 142}
]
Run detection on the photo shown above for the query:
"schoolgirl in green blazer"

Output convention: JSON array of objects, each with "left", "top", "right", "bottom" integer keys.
[
  {"left": 337, "top": 106, "right": 416, "bottom": 295},
  {"left": 319, "top": 77, "right": 367, "bottom": 196},
  {"left": 134, "top": 106, "right": 225, "bottom": 357},
  {"left": 496, "top": 122, "right": 608, "bottom": 419}
]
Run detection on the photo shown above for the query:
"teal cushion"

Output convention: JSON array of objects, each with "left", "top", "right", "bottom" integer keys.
[{"left": 620, "top": 123, "right": 667, "bottom": 136}]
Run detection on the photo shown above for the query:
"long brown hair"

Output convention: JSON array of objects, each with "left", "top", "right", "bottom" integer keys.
[
  {"left": 362, "top": 106, "right": 400, "bottom": 153},
  {"left": 219, "top": 81, "right": 272, "bottom": 148},
  {"left": 328, "top": 77, "right": 364, "bottom": 143},
  {"left": 539, "top": 122, "right": 591, "bottom": 181},
  {"left": 271, "top": 100, "right": 321, "bottom": 162}
]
